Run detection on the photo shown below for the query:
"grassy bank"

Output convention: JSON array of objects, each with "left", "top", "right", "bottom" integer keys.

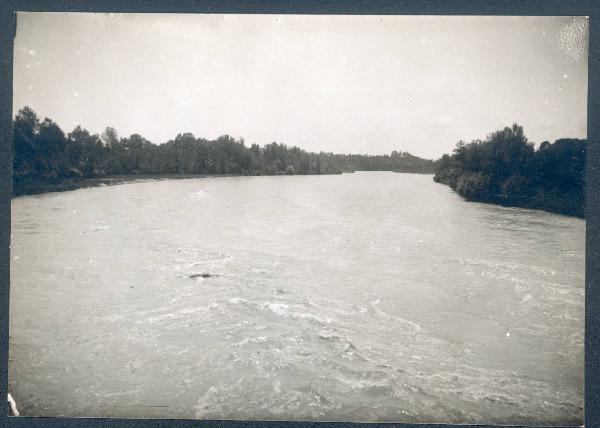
[
  {"left": 12, "top": 174, "right": 232, "bottom": 197},
  {"left": 12, "top": 172, "right": 349, "bottom": 197}
]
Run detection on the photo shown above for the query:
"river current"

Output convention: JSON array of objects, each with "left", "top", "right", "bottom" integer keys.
[{"left": 9, "top": 172, "right": 585, "bottom": 425}]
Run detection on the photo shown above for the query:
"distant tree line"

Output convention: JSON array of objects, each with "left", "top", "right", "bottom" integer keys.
[
  {"left": 433, "top": 124, "right": 586, "bottom": 217},
  {"left": 12, "top": 107, "right": 435, "bottom": 195}
]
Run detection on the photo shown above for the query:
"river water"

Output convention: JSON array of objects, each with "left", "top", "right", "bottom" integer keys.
[{"left": 9, "top": 172, "right": 584, "bottom": 425}]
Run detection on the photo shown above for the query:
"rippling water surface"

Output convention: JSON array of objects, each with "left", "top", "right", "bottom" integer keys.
[{"left": 9, "top": 172, "right": 584, "bottom": 424}]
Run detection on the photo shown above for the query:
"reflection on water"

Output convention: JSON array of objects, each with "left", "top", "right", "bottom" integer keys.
[{"left": 9, "top": 172, "right": 584, "bottom": 425}]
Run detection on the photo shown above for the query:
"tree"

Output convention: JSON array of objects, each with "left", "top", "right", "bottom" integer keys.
[
  {"left": 12, "top": 106, "right": 440, "bottom": 196},
  {"left": 101, "top": 127, "right": 119, "bottom": 148},
  {"left": 13, "top": 107, "right": 40, "bottom": 179},
  {"left": 38, "top": 118, "right": 68, "bottom": 178},
  {"left": 433, "top": 124, "right": 586, "bottom": 217}
]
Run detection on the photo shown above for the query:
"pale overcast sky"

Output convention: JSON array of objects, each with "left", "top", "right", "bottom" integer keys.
[{"left": 13, "top": 13, "right": 588, "bottom": 159}]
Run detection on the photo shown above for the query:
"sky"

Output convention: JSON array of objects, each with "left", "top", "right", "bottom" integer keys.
[{"left": 13, "top": 13, "right": 588, "bottom": 159}]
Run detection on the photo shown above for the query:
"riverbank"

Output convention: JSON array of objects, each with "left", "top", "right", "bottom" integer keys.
[
  {"left": 12, "top": 172, "right": 347, "bottom": 197},
  {"left": 12, "top": 171, "right": 438, "bottom": 198},
  {"left": 12, "top": 174, "right": 239, "bottom": 197},
  {"left": 433, "top": 126, "right": 585, "bottom": 219},
  {"left": 433, "top": 174, "right": 585, "bottom": 218}
]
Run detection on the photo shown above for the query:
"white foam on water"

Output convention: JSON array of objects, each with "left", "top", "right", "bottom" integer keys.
[
  {"left": 236, "top": 336, "right": 269, "bottom": 347},
  {"left": 370, "top": 299, "right": 421, "bottom": 332},
  {"left": 145, "top": 306, "right": 207, "bottom": 324},
  {"left": 263, "top": 302, "right": 290, "bottom": 316}
]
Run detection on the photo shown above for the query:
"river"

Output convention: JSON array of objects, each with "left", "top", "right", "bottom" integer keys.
[{"left": 9, "top": 172, "right": 585, "bottom": 425}]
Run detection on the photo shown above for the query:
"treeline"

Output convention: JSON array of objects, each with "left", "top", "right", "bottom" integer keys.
[
  {"left": 12, "top": 107, "right": 435, "bottom": 195},
  {"left": 433, "top": 124, "right": 586, "bottom": 217}
]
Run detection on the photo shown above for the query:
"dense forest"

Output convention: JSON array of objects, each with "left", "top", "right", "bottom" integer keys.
[
  {"left": 12, "top": 107, "right": 435, "bottom": 195},
  {"left": 12, "top": 108, "right": 586, "bottom": 217},
  {"left": 433, "top": 124, "right": 586, "bottom": 218}
]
